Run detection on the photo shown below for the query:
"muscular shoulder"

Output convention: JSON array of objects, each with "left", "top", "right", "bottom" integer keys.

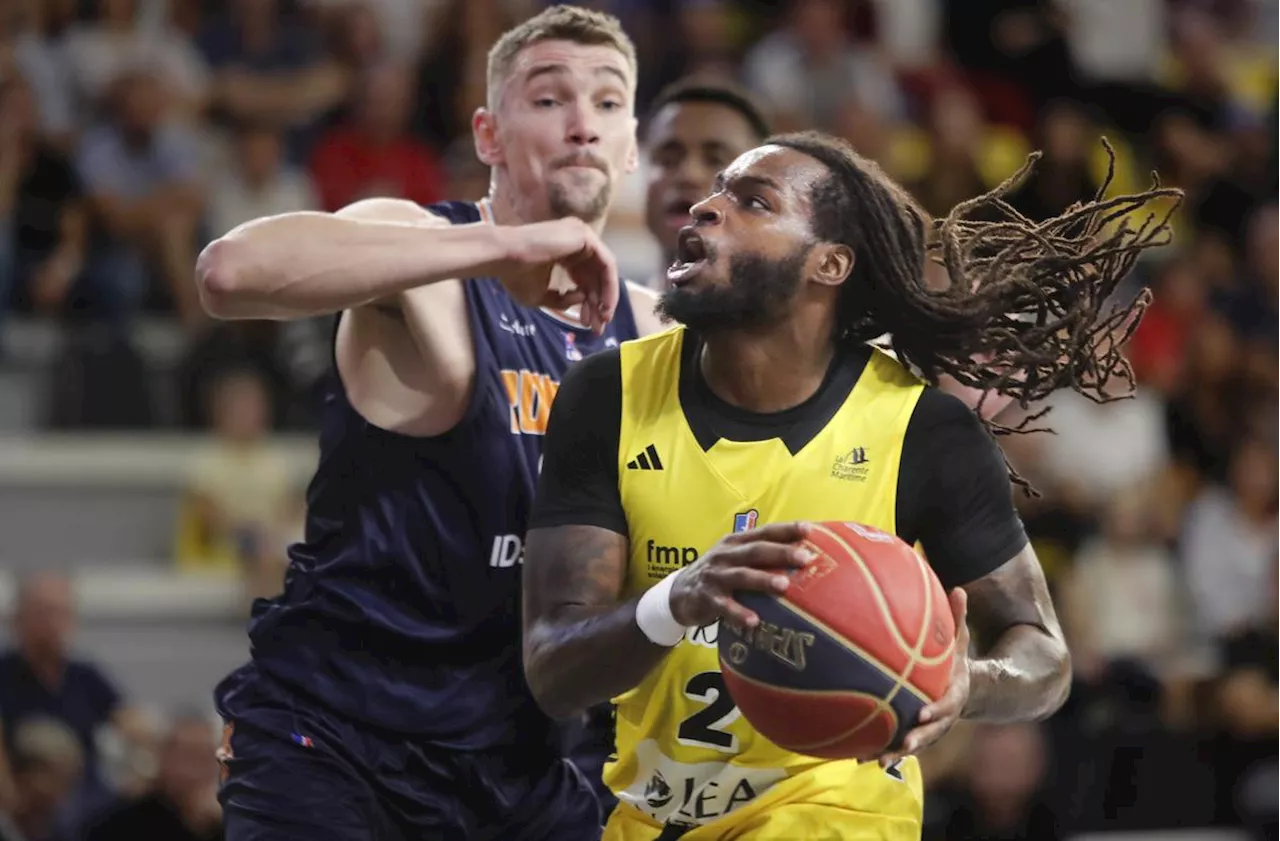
[
  {"left": 898, "top": 387, "right": 1028, "bottom": 589},
  {"left": 335, "top": 197, "right": 451, "bottom": 226},
  {"left": 531, "top": 348, "right": 627, "bottom": 533}
]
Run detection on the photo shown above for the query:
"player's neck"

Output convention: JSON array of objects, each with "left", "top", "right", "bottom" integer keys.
[
  {"left": 698, "top": 324, "right": 837, "bottom": 415},
  {"left": 481, "top": 190, "right": 603, "bottom": 325}
]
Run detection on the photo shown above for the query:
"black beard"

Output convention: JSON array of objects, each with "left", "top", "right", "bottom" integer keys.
[{"left": 657, "top": 245, "right": 809, "bottom": 332}]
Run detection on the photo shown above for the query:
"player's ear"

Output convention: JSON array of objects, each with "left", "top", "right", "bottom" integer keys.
[
  {"left": 625, "top": 118, "right": 639, "bottom": 174},
  {"left": 812, "top": 243, "right": 854, "bottom": 288},
  {"left": 473, "top": 107, "right": 503, "bottom": 167}
]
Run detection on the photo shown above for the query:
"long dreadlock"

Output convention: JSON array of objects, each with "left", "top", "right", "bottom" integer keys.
[{"left": 768, "top": 131, "right": 1183, "bottom": 493}]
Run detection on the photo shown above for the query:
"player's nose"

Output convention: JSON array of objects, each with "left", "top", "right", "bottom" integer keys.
[
  {"left": 690, "top": 194, "right": 723, "bottom": 226},
  {"left": 564, "top": 101, "right": 601, "bottom": 146}
]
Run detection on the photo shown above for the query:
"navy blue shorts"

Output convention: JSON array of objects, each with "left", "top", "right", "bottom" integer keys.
[{"left": 216, "top": 677, "right": 602, "bottom": 841}]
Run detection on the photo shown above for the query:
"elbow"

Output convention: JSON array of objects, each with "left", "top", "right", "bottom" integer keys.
[
  {"left": 195, "top": 235, "right": 269, "bottom": 319},
  {"left": 1042, "top": 640, "right": 1073, "bottom": 719},
  {"left": 523, "top": 638, "right": 577, "bottom": 720}
]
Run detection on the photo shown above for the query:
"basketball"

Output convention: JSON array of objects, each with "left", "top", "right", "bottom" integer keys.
[{"left": 718, "top": 521, "right": 956, "bottom": 761}]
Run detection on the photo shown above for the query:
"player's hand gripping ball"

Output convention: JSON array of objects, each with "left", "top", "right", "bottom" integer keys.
[{"left": 717, "top": 521, "right": 957, "bottom": 761}]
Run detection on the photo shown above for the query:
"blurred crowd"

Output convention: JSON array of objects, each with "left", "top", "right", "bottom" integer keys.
[{"left": 0, "top": 0, "right": 1275, "bottom": 839}]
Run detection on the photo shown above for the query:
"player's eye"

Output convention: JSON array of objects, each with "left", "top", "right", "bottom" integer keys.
[
  {"left": 599, "top": 99, "right": 623, "bottom": 111},
  {"left": 533, "top": 97, "right": 558, "bottom": 108},
  {"left": 744, "top": 195, "right": 770, "bottom": 212}
]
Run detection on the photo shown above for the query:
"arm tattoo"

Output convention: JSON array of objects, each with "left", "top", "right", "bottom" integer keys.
[
  {"left": 961, "top": 545, "right": 1072, "bottom": 723},
  {"left": 523, "top": 525, "right": 674, "bottom": 718}
]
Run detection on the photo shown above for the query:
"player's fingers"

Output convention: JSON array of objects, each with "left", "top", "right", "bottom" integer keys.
[
  {"left": 726, "top": 542, "right": 815, "bottom": 570},
  {"left": 543, "top": 288, "right": 587, "bottom": 311},
  {"left": 571, "top": 231, "right": 618, "bottom": 333},
  {"left": 901, "top": 720, "right": 951, "bottom": 755},
  {"left": 917, "top": 683, "right": 964, "bottom": 726},
  {"left": 725, "top": 520, "right": 812, "bottom": 546},
  {"left": 594, "top": 247, "right": 620, "bottom": 332},
  {"left": 709, "top": 592, "right": 759, "bottom": 628},
  {"left": 948, "top": 588, "right": 968, "bottom": 628},
  {"left": 708, "top": 566, "right": 792, "bottom": 596}
]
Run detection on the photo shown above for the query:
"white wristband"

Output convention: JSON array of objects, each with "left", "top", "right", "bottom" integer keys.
[{"left": 636, "top": 572, "right": 687, "bottom": 647}]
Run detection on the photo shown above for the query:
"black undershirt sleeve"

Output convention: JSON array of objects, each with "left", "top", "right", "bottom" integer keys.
[
  {"left": 895, "top": 388, "right": 1030, "bottom": 590},
  {"left": 528, "top": 349, "right": 629, "bottom": 536}
]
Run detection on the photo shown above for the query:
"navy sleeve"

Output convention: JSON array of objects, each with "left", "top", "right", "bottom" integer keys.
[
  {"left": 528, "top": 349, "right": 628, "bottom": 536},
  {"left": 895, "top": 388, "right": 1029, "bottom": 590}
]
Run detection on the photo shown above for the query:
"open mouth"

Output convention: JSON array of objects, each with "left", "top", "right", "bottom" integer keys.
[{"left": 667, "top": 227, "right": 709, "bottom": 286}]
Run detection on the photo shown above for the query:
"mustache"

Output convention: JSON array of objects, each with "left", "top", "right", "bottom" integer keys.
[{"left": 552, "top": 153, "right": 609, "bottom": 172}]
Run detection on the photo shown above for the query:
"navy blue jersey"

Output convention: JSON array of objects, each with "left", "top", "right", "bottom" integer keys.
[{"left": 215, "top": 201, "right": 640, "bottom": 750}]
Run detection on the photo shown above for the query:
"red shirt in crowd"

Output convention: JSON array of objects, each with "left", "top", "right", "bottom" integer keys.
[{"left": 310, "top": 127, "right": 445, "bottom": 211}]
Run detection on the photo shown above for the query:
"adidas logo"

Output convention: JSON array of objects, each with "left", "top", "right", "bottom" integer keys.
[{"left": 626, "top": 444, "right": 664, "bottom": 471}]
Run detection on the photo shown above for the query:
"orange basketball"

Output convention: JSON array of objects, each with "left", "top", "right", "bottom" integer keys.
[{"left": 718, "top": 521, "right": 956, "bottom": 761}]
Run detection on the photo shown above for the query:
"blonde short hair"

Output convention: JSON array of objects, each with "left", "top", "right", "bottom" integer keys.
[{"left": 486, "top": 5, "right": 637, "bottom": 109}]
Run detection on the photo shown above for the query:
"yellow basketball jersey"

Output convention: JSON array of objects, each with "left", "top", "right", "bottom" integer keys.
[{"left": 607, "top": 327, "right": 928, "bottom": 831}]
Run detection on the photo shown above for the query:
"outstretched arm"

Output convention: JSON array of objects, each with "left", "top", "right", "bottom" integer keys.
[{"left": 195, "top": 198, "right": 504, "bottom": 320}]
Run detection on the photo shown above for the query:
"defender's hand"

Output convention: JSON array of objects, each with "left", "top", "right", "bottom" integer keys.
[
  {"left": 496, "top": 218, "right": 620, "bottom": 334},
  {"left": 669, "top": 522, "right": 815, "bottom": 628}
]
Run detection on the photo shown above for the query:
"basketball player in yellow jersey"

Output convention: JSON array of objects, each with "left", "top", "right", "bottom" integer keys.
[{"left": 522, "top": 131, "right": 1177, "bottom": 839}]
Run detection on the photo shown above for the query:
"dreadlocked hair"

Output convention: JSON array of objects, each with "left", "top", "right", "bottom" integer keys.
[{"left": 767, "top": 131, "right": 1183, "bottom": 494}]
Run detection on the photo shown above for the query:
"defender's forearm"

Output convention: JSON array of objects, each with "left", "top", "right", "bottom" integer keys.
[
  {"left": 196, "top": 212, "right": 508, "bottom": 320},
  {"left": 525, "top": 602, "right": 672, "bottom": 719},
  {"left": 963, "top": 625, "right": 1072, "bottom": 723}
]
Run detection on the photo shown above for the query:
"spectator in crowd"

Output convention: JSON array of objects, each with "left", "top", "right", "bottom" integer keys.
[
  {"left": 76, "top": 66, "right": 205, "bottom": 327},
  {"left": 175, "top": 368, "right": 299, "bottom": 602},
  {"left": 323, "top": 0, "right": 387, "bottom": 71},
  {"left": 0, "top": 574, "right": 142, "bottom": 829},
  {"left": 907, "top": 85, "right": 994, "bottom": 219},
  {"left": 743, "top": 0, "right": 904, "bottom": 133},
  {"left": 206, "top": 120, "right": 317, "bottom": 238},
  {"left": 84, "top": 713, "right": 222, "bottom": 841},
  {"left": 1032, "top": 367, "right": 1172, "bottom": 515},
  {"left": 1128, "top": 257, "right": 1209, "bottom": 396},
  {"left": 1183, "top": 435, "right": 1278, "bottom": 643},
  {"left": 1004, "top": 99, "right": 1103, "bottom": 222},
  {"left": 0, "top": 0, "right": 75, "bottom": 145},
  {"left": 1061, "top": 486, "right": 1192, "bottom": 728},
  {"left": 0, "top": 718, "right": 83, "bottom": 841},
  {"left": 1212, "top": 595, "right": 1278, "bottom": 838},
  {"left": 931, "top": 724, "right": 1061, "bottom": 841},
  {"left": 309, "top": 61, "right": 444, "bottom": 212},
  {"left": 0, "top": 74, "right": 86, "bottom": 329},
  {"left": 1165, "top": 313, "right": 1249, "bottom": 482},
  {"left": 62, "top": 0, "right": 210, "bottom": 122},
  {"left": 199, "top": 0, "right": 349, "bottom": 161}
]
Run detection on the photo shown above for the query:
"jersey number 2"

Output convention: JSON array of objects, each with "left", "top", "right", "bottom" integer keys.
[
  {"left": 677, "top": 671, "right": 740, "bottom": 752},
  {"left": 675, "top": 511, "right": 758, "bottom": 752}
]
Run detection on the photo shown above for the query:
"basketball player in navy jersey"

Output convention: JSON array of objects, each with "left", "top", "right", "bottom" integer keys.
[{"left": 195, "top": 7, "right": 666, "bottom": 840}]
